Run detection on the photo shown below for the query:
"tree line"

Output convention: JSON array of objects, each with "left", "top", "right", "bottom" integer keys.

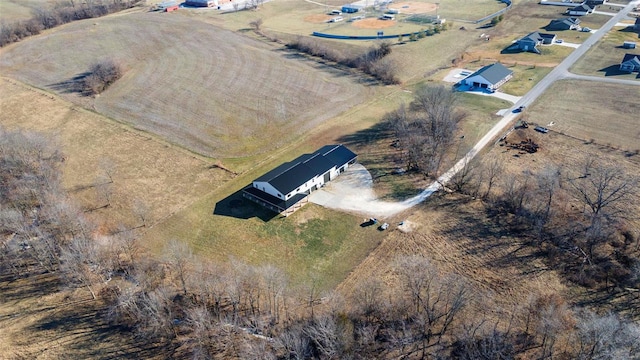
[
  {"left": 1, "top": 126, "right": 639, "bottom": 358},
  {"left": 287, "top": 39, "right": 398, "bottom": 85},
  {"left": 0, "top": 0, "right": 138, "bottom": 48}
]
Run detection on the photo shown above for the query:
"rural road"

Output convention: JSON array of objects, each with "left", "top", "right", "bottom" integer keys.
[{"left": 311, "top": 0, "right": 640, "bottom": 218}]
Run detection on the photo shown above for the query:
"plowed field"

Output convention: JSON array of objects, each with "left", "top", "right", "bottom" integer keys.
[{"left": 0, "top": 11, "right": 368, "bottom": 158}]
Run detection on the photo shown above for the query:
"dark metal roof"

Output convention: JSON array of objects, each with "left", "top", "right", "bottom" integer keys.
[
  {"left": 622, "top": 53, "right": 640, "bottom": 65},
  {"left": 549, "top": 17, "right": 581, "bottom": 29},
  {"left": 470, "top": 63, "right": 513, "bottom": 85},
  {"left": 254, "top": 145, "right": 357, "bottom": 195},
  {"left": 570, "top": 4, "right": 592, "bottom": 11},
  {"left": 243, "top": 186, "right": 308, "bottom": 212}
]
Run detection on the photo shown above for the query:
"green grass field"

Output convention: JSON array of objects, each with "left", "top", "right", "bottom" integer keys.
[{"left": 500, "top": 64, "right": 553, "bottom": 95}]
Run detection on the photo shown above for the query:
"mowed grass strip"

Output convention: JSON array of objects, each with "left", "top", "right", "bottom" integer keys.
[
  {"left": 0, "top": 78, "right": 230, "bottom": 231},
  {"left": 0, "top": 10, "right": 368, "bottom": 158},
  {"left": 526, "top": 80, "right": 640, "bottom": 151}
]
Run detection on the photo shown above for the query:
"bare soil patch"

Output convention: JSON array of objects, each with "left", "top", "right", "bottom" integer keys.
[
  {"left": 389, "top": 1, "right": 438, "bottom": 14},
  {"left": 0, "top": 11, "right": 368, "bottom": 158},
  {"left": 304, "top": 14, "right": 333, "bottom": 23},
  {"left": 353, "top": 18, "right": 397, "bottom": 29}
]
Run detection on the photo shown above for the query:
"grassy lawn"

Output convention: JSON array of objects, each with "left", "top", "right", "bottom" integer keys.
[
  {"left": 571, "top": 26, "right": 640, "bottom": 79},
  {"left": 456, "top": 92, "right": 511, "bottom": 149},
  {"left": 437, "top": 0, "right": 506, "bottom": 21},
  {"left": 526, "top": 79, "right": 640, "bottom": 151},
  {"left": 500, "top": 64, "right": 553, "bottom": 95},
  {"left": 143, "top": 182, "right": 387, "bottom": 291}
]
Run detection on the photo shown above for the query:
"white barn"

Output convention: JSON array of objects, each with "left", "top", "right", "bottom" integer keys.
[
  {"left": 243, "top": 145, "right": 357, "bottom": 216},
  {"left": 461, "top": 63, "right": 513, "bottom": 92}
]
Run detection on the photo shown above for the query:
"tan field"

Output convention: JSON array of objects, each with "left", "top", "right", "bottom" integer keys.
[
  {"left": 0, "top": 77, "right": 232, "bottom": 232},
  {"left": 0, "top": 10, "right": 369, "bottom": 158},
  {"left": 526, "top": 80, "right": 640, "bottom": 151}
]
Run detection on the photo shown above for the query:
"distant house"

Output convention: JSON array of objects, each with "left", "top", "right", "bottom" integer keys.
[
  {"left": 185, "top": 0, "right": 217, "bottom": 7},
  {"left": 567, "top": 4, "right": 594, "bottom": 16},
  {"left": 584, "top": 0, "right": 606, "bottom": 6},
  {"left": 243, "top": 145, "right": 357, "bottom": 216},
  {"left": 460, "top": 63, "right": 513, "bottom": 92},
  {"left": 515, "top": 32, "right": 557, "bottom": 54},
  {"left": 623, "top": 41, "right": 637, "bottom": 49},
  {"left": 619, "top": 53, "right": 640, "bottom": 72},
  {"left": 547, "top": 17, "right": 581, "bottom": 31}
]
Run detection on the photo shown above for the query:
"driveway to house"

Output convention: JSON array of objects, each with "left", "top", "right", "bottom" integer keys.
[
  {"left": 310, "top": 0, "right": 640, "bottom": 217},
  {"left": 554, "top": 41, "right": 580, "bottom": 49}
]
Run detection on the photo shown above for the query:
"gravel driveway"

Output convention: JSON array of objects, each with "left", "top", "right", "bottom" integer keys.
[{"left": 309, "top": 164, "right": 437, "bottom": 217}]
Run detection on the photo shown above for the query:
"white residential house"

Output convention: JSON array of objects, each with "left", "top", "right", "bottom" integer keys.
[
  {"left": 460, "top": 63, "right": 514, "bottom": 92},
  {"left": 243, "top": 145, "right": 357, "bottom": 216}
]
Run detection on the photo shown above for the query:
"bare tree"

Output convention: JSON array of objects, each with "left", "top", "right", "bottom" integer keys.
[
  {"left": 574, "top": 310, "right": 640, "bottom": 360},
  {"left": 59, "top": 235, "right": 113, "bottom": 299},
  {"left": 394, "top": 255, "right": 468, "bottom": 356},
  {"left": 568, "top": 160, "right": 636, "bottom": 221},
  {"left": 249, "top": 18, "right": 263, "bottom": 31},
  {"left": 389, "top": 85, "right": 466, "bottom": 178},
  {"left": 82, "top": 59, "right": 123, "bottom": 95},
  {"left": 163, "top": 239, "right": 193, "bottom": 295}
]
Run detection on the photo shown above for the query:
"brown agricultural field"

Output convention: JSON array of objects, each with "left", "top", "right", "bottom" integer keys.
[
  {"left": 525, "top": 80, "right": 640, "bottom": 151},
  {"left": 0, "top": 78, "right": 232, "bottom": 232},
  {"left": 0, "top": 10, "right": 369, "bottom": 158}
]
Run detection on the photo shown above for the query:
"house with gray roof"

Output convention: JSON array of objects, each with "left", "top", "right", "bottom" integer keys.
[
  {"left": 243, "top": 145, "right": 357, "bottom": 216},
  {"left": 460, "top": 63, "right": 513, "bottom": 92},
  {"left": 514, "top": 32, "right": 557, "bottom": 54},
  {"left": 619, "top": 53, "right": 640, "bottom": 72},
  {"left": 547, "top": 17, "right": 581, "bottom": 31},
  {"left": 567, "top": 4, "right": 594, "bottom": 16}
]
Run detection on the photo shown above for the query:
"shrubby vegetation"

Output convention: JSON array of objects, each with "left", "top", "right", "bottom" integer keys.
[
  {"left": 287, "top": 38, "right": 399, "bottom": 84},
  {"left": 449, "top": 155, "right": 640, "bottom": 291},
  {"left": 2, "top": 126, "right": 639, "bottom": 358},
  {"left": 0, "top": 0, "right": 138, "bottom": 47},
  {"left": 387, "top": 85, "right": 467, "bottom": 177},
  {"left": 83, "top": 60, "right": 124, "bottom": 95}
]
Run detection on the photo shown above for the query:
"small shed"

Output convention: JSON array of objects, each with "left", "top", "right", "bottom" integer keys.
[{"left": 623, "top": 41, "right": 637, "bottom": 49}]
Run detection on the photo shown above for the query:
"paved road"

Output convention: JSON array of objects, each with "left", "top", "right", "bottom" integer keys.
[
  {"left": 562, "top": 71, "right": 640, "bottom": 86},
  {"left": 436, "top": 0, "right": 639, "bottom": 189},
  {"left": 311, "top": 0, "right": 639, "bottom": 217}
]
